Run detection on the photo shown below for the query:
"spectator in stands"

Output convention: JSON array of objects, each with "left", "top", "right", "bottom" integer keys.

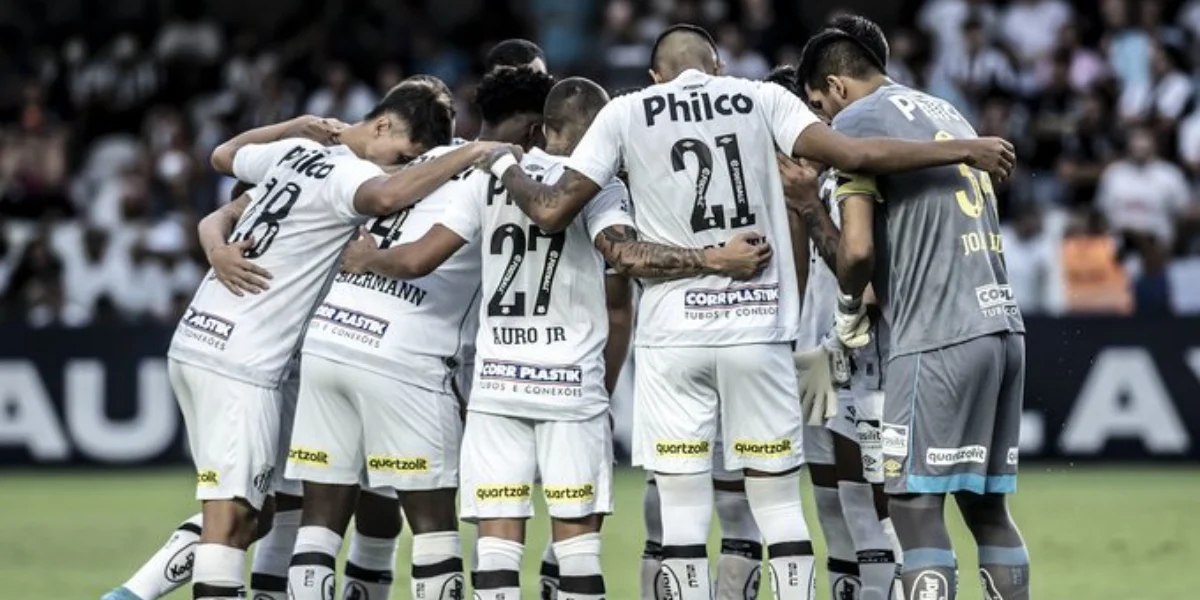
[
  {"left": 932, "top": 15, "right": 1017, "bottom": 116},
  {"left": 1060, "top": 91, "right": 1120, "bottom": 207},
  {"left": 1000, "top": 0, "right": 1072, "bottom": 67},
  {"left": 717, "top": 22, "right": 769, "bottom": 80},
  {"left": 1022, "top": 49, "right": 1075, "bottom": 207},
  {"left": 304, "top": 59, "right": 377, "bottom": 125},
  {"left": 1002, "top": 206, "right": 1056, "bottom": 315},
  {"left": 4, "top": 228, "right": 80, "bottom": 326},
  {"left": 1096, "top": 127, "right": 1196, "bottom": 255},
  {"left": 1119, "top": 42, "right": 1194, "bottom": 151},
  {"left": 1061, "top": 209, "right": 1132, "bottom": 314},
  {"left": 0, "top": 79, "right": 71, "bottom": 219},
  {"left": 918, "top": 0, "right": 999, "bottom": 63},
  {"left": 1052, "top": 23, "right": 1108, "bottom": 93},
  {"left": 1101, "top": 0, "right": 1152, "bottom": 91}
]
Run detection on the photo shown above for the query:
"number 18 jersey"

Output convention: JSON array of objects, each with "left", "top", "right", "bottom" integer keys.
[
  {"left": 439, "top": 148, "right": 634, "bottom": 421},
  {"left": 566, "top": 69, "right": 821, "bottom": 348},
  {"left": 169, "top": 140, "right": 379, "bottom": 387}
]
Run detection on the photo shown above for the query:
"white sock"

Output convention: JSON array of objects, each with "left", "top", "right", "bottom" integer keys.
[
  {"left": 345, "top": 531, "right": 400, "bottom": 600},
  {"left": 642, "top": 479, "right": 665, "bottom": 600},
  {"left": 814, "top": 486, "right": 860, "bottom": 600},
  {"left": 879, "top": 518, "right": 903, "bottom": 600},
  {"left": 656, "top": 472, "right": 714, "bottom": 600},
  {"left": 715, "top": 488, "right": 763, "bottom": 600},
  {"left": 541, "top": 533, "right": 561, "bottom": 600},
  {"left": 554, "top": 532, "right": 606, "bottom": 600},
  {"left": 121, "top": 513, "right": 202, "bottom": 600},
  {"left": 249, "top": 509, "right": 300, "bottom": 600},
  {"left": 837, "top": 482, "right": 896, "bottom": 600},
  {"left": 411, "top": 531, "right": 464, "bottom": 600},
  {"left": 745, "top": 472, "right": 816, "bottom": 600},
  {"left": 473, "top": 536, "right": 523, "bottom": 600},
  {"left": 193, "top": 543, "right": 245, "bottom": 599},
  {"left": 288, "top": 526, "right": 343, "bottom": 600}
]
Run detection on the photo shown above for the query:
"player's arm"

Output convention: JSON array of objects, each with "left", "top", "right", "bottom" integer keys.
[
  {"left": 594, "top": 225, "right": 771, "bottom": 280},
  {"left": 836, "top": 192, "right": 875, "bottom": 298},
  {"left": 198, "top": 187, "right": 273, "bottom": 296},
  {"left": 777, "top": 153, "right": 839, "bottom": 273},
  {"left": 341, "top": 225, "right": 467, "bottom": 279},
  {"left": 603, "top": 273, "right": 633, "bottom": 395},
  {"left": 210, "top": 116, "right": 344, "bottom": 176},
  {"left": 352, "top": 141, "right": 512, "bottom": 216}
]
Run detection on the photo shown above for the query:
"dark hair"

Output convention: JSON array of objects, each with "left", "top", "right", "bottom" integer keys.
[
  {"left": 764, "top": 64, "right": 802, "bottom": 97},
  {"left": 365, "top": 84, "right": 454, "bottom": 149},
  {"left": 544, "top": 77, "right": 609, "bottom": 132},
  {"left": 399, "top": 74, "right": 456, "bottom": 118},
  {"left": 828, "top": 14, "right": 889, "bottom": 68},
  {"left": 798, "top": 29, "right": 885, "bottom": 93},
  {"left": 485, "top": 39, "right": 546, "bottom": 72},
  {"left": 611, "top": 86, "right": 644, "bottom": 98},
  {"left": 474, "top": 66, "right": 555, "bottom": 125},
  {"left": 650, "top": 23, "right": 719, "bottom": 70}
]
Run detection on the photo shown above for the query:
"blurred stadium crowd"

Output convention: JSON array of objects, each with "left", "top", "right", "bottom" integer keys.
[{"left": 0, "top": 0, "right": 1198, "bottom": 328}]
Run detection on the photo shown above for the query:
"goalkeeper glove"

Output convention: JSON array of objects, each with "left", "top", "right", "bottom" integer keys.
[
  {"left": 793, "top": 346, "right": 840, "bottom": 426},
  {"left": 834, "top": 293, "right": 871, "bottom": 348}
]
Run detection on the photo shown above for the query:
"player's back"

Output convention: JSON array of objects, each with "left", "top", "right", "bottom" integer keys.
[
  {"left": 608, "top": 70, "right": 810, "bottom": 348},
  {"left": 303, "top": 144, "right": 482, "bottom": 394},
  {"left": 833, "top": 83, "right": 1024, "bottom": 358},
  {"left": 453, "top": 148, "right": 628, "bottom": 421},
  {"left": 170, "top": 140, "right": 380, "bottom": 387}
]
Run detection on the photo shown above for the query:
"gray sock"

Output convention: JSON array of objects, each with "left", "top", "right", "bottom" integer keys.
[{"left": 978, "top": 546, "right": 1030, "bottom": 600}]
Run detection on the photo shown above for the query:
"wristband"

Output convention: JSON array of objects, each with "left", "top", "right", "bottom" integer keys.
[
  {"left": 837, "top": 293, "right": 862, "bottom": 312},
  {"left": 489, "top": 153, "right": 518, "bottom": 179}
]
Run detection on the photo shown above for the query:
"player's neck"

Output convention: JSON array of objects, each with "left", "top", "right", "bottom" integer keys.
[
  {"left": 339, "top": 124, "right": 372, "bottom": 159},
  {"left": 846, "top": 74, "right": 893, "bottom": 106}
]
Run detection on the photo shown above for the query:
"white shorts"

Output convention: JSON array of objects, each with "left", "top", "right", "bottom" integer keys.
[
  {"left": 633, "top": 343, "right": 803, "bottom": 475},
  {"left": 459, "top": 411, "right": 613, "bottom": 522},
  {"left": 170, "top": 359, "right": 281, "bottom": 510},
  {"left": 286, "top": 354, "right": 462, "bottom": 491},
  {"left": 273, "top": 368, "right": 303, "bottom": 498}
]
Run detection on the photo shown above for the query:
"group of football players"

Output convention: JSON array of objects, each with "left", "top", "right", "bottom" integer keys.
[{"left": 104, "top": 14, "right": 1029, "bottom": 600}]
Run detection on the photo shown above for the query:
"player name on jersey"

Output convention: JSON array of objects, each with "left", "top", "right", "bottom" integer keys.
[{"left": 333, "top": 271, "right": 429, "bottom": 306}]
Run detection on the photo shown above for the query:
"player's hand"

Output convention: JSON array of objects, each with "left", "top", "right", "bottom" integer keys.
[
  {"left": 707, "top": 231, "right": 772, "bottom": 280},
  {"left": 341, "top": 227, "right": 381, "bottom": 274},
  {"left": 209, "top": 238, "right": 272, "bottom": 296},
  {"left": 793, "top": 346, "right": 840, "bottom": 426},
  {"left": 834, "top": 294, "right": 871, "bottom": 348},
  {"left": 962, "top": 137, "right": 1016, "bottom": 182},
  {"left": 472, "top": 142, "right": 525, "bottom": 172},
  {"left": 776, "top": 152, "right": 822, "bottom": 211},
  {"left": 286, "top": 115, "right": 347, "bottom": 145}
]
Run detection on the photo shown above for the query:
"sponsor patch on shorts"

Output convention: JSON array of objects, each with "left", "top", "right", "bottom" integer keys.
[
  {"left": 881, "top": 423, "right": 908, "bottom": 457},
  {"left": 367, "top": 455, "right": 430, "bottom": 474},
  {"left": 475, "top": 484, "right": 532, "bottom": 502},
  {"left": 925, "top": 445, "right": 988, "bottom": 466},
  {"left": 654, "top": 440, "right": 711, "bottom": 458},
  {"left": 883, "top": 459, "right": 903, "bottom": 478},
  {"left": 288, "top": 446, "right": 331, "bottom": 467},
  {"left": 1006, "top": 447, "right": 1019, "bottom": 466},
  {"left": 731, "top": 439, "right": 793, "bottom": 458},
  {"left": 196, "top": 469, "right": 219, "bottom": 486},
  {"left": 543, "top": 484, "right": 596, "bottom": 505}
]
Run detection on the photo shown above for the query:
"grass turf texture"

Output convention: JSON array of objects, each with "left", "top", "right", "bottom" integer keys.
[{"left": 1, "top": 466, "right": 1194, "bottom": 599}]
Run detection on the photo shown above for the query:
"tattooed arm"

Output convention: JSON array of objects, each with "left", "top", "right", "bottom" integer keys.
[
  {"left": 594, "top": 226, "right": 772, "bottom": 281},
  {"left": 777, "top": 153, "right": 840, "bottom": 273},
  {"left": 496, "top": 166, "right": 602, "bottom": 233}
]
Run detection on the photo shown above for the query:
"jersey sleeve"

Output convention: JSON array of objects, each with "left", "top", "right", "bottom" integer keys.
[
  {"left": 756, "top": 82, "right": 821, "bottom": 153},
  {"left": 324, "top": 155, "right": 384, "bottom": 224},
  {"left": 565, "top": 99, "right": 625, "bottom": 186},
  {"left": 437, "top": 175, "right": 485, "bottom": 243},
  {"left": 232, "top": 140, "right": 305, "bottom": 184},
  {"left": 833, "top": 171, "right": 883, "bottom": 204},
  {"left": 583, "top": 178, "right": 636, "bottom": 242},
  {"left": 831, "top": 98, "right": 889, "bottom": 139}
]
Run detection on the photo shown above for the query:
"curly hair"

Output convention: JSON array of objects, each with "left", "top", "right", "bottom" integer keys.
[
  {"left": 474, "top": 66, "right": 555, "bottom": 125},
  {"left": 764, "top": 64, "right": 801, "bottom": 98}
]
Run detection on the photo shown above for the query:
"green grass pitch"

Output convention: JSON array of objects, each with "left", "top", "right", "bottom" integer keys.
[{"left": 1, "top": 466, "right": 1195, "bottom": 599}]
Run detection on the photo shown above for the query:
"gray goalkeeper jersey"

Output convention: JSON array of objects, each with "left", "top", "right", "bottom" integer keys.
[{"left": 831, "top": 82, "right": 1024, "bottom": 359}]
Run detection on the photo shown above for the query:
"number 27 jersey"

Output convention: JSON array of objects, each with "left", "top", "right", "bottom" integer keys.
[{"left": 439, "top": 148, "right": 633, "bottom": 421}]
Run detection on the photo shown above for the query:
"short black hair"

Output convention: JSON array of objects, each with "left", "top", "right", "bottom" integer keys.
[
  {"left": 365, "top": 84, "right": 454, "bottom": 149},
  {"left": 485, "top": 39, "right": 546, "bottom": 72},
  {"left": 798, "top": 29, "right": 885, "bottom": 93},
  {"left": 475, "top": 66, "right": 556, "bottom": 125},
  {"left": 827, "top": 14, "right": 889, "bottom": 68},
  {"left": 544, "top": 77, "right": 609, "bottom": 132},
  {"left": 399, "top": 74, "right": 456, "bottom": 119},
  {"left": 650, "top": 23, "right": 719, "bottom": 71},
  {"left": 764, "top": 64, "right": 802, "bottom": 97}
]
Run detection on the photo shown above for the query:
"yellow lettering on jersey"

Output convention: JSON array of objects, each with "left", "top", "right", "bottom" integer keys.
[
  {"left": 960, "top": 232, "right": 1005, "bottom": 257},
  {"left": 935, "top": 130, "right": 997, "bottom": 220}
]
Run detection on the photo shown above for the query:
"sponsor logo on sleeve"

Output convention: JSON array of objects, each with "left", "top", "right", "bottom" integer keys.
[
  {"left": 682, "top": 284, "right": 779, "bottom": 321},
  {"left": 543, "top": 483, "right": 596, "bottom": 505},
  {"left": 367, "top": 455, "right": 431, "bottom": 474},
  {"left": 731, "top": 439, "right": 794, "bottom": 458},
  {"left": 196, "top": 469, "right": 219, "bottom": 486},
  {"left": 475, "top": 484, "right": 532, "bottom": 502},
  {"left": 1006, "top": 447, "right": 1019, "bottom": 466},
  {"left": 880, "top": 423, "right": 909, "bottom": 457},
  {"left": 654, "top": 440, "right": 711, "bottom": 458},
  {"left": 925, "top": 445, "right": 988, "bottom": 466},
  {"left": 477, "top": 360, "right": 584, "bottom": 397},
  {"left": 288, "top": 446, "right": 331, "bottom": 467},
  {"left": 974, "top": 284, "right": 1018, "bottom": 318},
  {"left": 312, "top": 303, "right": 390, "bottom": 339}
]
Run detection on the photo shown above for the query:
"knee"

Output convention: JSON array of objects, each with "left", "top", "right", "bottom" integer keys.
[
  {"left": 202, "top": 499, "right": 260, "bottom": 548},
  {"left": 955, "top": 493, "right": 1011, "bottom": 529}
]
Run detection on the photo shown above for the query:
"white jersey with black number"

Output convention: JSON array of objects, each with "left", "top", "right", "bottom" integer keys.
[
  {"left": 566, "top": 69, "right": 820, "bottom": 348},
  {"left": 302, "top": 144, "right": 483, "bottom": 393},
  {"left": 439, "top": 148, "right": 634, "bottom": 421},
  {"left": 169, "top": 140, "right": 379, "bottom": 387}
]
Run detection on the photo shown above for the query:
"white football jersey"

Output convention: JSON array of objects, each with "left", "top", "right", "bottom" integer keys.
[
  {"left": 440, "top": 148, "right": 634, "bottom": 421},
  {"left": 567, "top": 69, "right": 821, "bottom": 348},
  {"left": 302, "top": 145, "right": 483, "bottom": 393},
  {"left": 168, "top": 140, "right": 379, "bottom": 387}
]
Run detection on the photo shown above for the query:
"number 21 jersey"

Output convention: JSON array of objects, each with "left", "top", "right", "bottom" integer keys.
[
  {"left": 566, "top": 69, "right": 820, "bottom": 348},
  {"left": 169, "top": 140, "right": 380, "bottom": 387},
  {"left": 439, "top": 148, "right": 633, "bottom": 421}
]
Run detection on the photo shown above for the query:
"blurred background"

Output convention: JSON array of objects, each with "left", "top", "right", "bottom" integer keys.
[{"left": 0, "top": 0, "right": 1196, "bottom": 598}]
